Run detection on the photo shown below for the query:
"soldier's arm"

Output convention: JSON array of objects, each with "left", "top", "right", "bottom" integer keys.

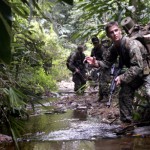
[
  {"left": 85, "top": 47, "right": 115, "bottom": 69},
  {"left": 85, "top": 57, "right": 110, "bottom": 69}
]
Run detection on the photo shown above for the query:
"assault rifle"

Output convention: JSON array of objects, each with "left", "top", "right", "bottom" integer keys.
[
  {"left": 74, "top": 68, "right": 87, "bottom": 82},
  {"left": 106, "top": 65, "right": 121, "bottom": 107}
]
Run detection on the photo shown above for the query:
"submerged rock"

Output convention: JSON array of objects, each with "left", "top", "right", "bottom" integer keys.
[
  {"left": 0, "top": 134, "right": 12, "bottom": 143},
  {"left": 133, "top": 126, "right": 150, "bottom": 136}
]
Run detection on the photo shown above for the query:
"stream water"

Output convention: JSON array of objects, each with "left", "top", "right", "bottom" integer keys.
[{"left": 1, "top": 99, "right": 150, "bottom": 150}]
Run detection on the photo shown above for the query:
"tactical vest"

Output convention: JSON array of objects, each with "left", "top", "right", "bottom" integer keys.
[{"left": 66, "top": 51, "right": 85, "bottom": 71}]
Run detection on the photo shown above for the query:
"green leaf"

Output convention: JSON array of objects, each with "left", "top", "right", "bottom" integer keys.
[
  {"left": 10, "top": 128, "right": 19, "bottom": 150},
  {"left": 0, "top": 1, "right": 12, "bottom": 64}
]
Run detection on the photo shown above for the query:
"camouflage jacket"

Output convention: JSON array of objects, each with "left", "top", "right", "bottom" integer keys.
[
  {"left": 91, "top": 44, "right": 105, "bottom": 61},
  {"left": 67, "top": 50, "right": 86, "bottom": 72},
  {"left": 98, "top": 36, "right": 148, "bottom": 83}
]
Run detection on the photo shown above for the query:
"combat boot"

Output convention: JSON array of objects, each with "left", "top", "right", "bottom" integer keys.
[
  {"left": 97, "top": 94, "right": 103, "bottom": 102},
  {"left": 97, "top": 95, "right": 108, "bottom": 103}
]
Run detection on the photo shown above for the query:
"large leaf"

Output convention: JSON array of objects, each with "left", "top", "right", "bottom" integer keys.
[{"left": 0, "top": 1, "right": 12, "bottom": 64}]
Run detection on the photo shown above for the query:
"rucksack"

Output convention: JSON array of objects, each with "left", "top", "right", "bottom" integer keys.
[
  {"left": 66, "top": 54, "right": 71, "bottom": 70},
  {"left": 121, "top": 17, "right": 150, "bottom": 72},
  {"left": 66, "top": 52, "right": 74, "bottom": 71}
]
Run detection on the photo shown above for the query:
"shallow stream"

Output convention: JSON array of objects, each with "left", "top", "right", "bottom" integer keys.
[{"left": 1, "top": 99, "right": 150, "bottom": 150}]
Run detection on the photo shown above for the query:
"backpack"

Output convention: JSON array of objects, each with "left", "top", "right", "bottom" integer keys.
[
  {"left": 121, "top": 17, "right": 150, "bottom": 73},
  {"left": 66, "top": 55, "right": 71, "bottom": 70},
  {"left": 66, "top": 52, "right": 74, "bottom": 71}
]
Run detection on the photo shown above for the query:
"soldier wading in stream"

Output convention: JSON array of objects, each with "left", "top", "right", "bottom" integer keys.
[{"left": 85, "top": 20, "right": 150, "bottom": 125}]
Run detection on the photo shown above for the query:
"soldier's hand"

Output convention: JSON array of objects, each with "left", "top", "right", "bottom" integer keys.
[
  {"left": 115, "top": 76, "right": 121, "bottom": 86},
  {"left": 84, "top": 56, "right": 99, "bottom": 67},
  {"left": 75, "top": 68, "right": 80, "bottom": 73}
]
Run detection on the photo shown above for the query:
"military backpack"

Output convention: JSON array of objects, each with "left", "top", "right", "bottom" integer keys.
[
  {"left": 66, "top": 53, "right": 72, "bottom": 70},
  {"left": 121, "top": 17, "right": 150, "bottom": 74},
  {"left": 66, "top": 52, "right": 75, "bottom": 71}
]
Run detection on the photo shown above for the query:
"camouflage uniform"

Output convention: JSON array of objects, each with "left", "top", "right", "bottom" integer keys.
[
  {"left": 98, "top": 36, "right": 150, "bottom": 123},
  {"left": 68, "top": 49, "right": 86, "bottom": 93},
  {"left": 90, "top": 42, "right": 104, "bottom": 84},
  {"left": 98, "top": 66, "right": 110, "bottom": 101},
  {"left": 91, "top": 39, "right": 111, "bottom": 101},
  {"left": 98, "top": 41, "right": 112, "bottom": 102},
  {"left": 91, "top": 44, "right": 103, "bottom": 60}
]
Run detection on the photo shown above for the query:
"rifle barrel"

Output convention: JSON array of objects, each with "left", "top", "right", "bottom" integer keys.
[{"left": 107, "top": 67, "right": 121, "bottom": 107}]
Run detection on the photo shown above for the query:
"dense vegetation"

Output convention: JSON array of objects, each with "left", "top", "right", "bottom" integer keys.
[{"left": 0, "top": 0, "right": 150, "bottom": 148}]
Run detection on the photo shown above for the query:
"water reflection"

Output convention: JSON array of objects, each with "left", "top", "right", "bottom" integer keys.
[
  {"left": 18, "top": 138, "right": 150, "bottom": 150},
  {"left": 39, "top": 122, "right": 117, "bottom": 141},
  {"left": 1, "top": 108, "right": 150, "bottom": 150},
  {"left": 94, "top": 137, "right": 150, "bottom": 150}
]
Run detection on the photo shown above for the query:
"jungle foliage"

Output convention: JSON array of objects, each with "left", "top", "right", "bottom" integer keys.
[
  {"left": 0, "top": 0, "right": 150, "bottom": 148},
  {"left": 0, "top": 0, "right": 73, "bottom": 148}
]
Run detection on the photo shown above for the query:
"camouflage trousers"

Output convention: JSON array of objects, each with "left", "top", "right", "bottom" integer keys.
[
  {"left": 72, "top": 71, "right": 86, "bottom": 93},
  {"left": 98, "top": 68, "right": 111, "bottom": 100},
  {"left": 119, "top": 74, "right": 150, "bottom": 123}
]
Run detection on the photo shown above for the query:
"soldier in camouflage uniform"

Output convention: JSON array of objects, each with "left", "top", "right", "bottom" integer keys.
[
  {"left": 90, "top": 37, "right": 111, "bottom": 102},
  {"left": 98, "top": 39, "right": 112, "bottom": 102},
  {"left": 85, "top": 21, "right": 150, "bottom": 123},
  {"left": 91, "top": 37, "right": 104, "bottom": 60},
  {"left": 67, "top": 45, "right": 86, "bottom": 94},
  {"left": 90, "top": 37, "right": 103, "bottom": 83}
]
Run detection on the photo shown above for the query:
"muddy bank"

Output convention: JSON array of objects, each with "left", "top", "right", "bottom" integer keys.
[{"left": 53, "top": 93, "right": 119, "bottom": 123}]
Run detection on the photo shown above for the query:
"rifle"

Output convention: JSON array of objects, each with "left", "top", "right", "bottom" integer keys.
[
  {"left": 73, "top": 68, "right": 87, "bottom": 82},
  {"left": 106, "top": 65, "right": 121, "bottom": 107}
]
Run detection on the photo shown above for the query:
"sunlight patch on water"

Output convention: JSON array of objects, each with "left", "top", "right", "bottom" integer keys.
[{"left": 35, "top": 121, "right": 119, "bottom": 141}]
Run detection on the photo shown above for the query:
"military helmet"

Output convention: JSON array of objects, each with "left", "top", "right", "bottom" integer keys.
[{"left": 121, "top": 17, "right": 135, "bottom": 34}]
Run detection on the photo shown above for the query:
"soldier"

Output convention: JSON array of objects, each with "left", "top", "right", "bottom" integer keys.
[
  {"left": 67, "top": 45, "right": 86, "bottom": 94},
  {"left": 91, "top": 37, "right": 103, "bottom": 60},
  {"left": 90, "top": 37, "right": 111, "bottom": 102},
  {"left": 89, "top": 37, "right": 103, "bottom": 82},
  {"left": 85, "top": 21, "right": 150, "bottom": 124}
]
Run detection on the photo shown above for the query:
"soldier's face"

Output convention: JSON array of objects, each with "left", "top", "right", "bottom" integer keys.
[
  {"left": 93, "top": 42, "right": 99, "bottom": 48},
  {"left": 107, "top": 25, "right": 122, "bottom": 42}
]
